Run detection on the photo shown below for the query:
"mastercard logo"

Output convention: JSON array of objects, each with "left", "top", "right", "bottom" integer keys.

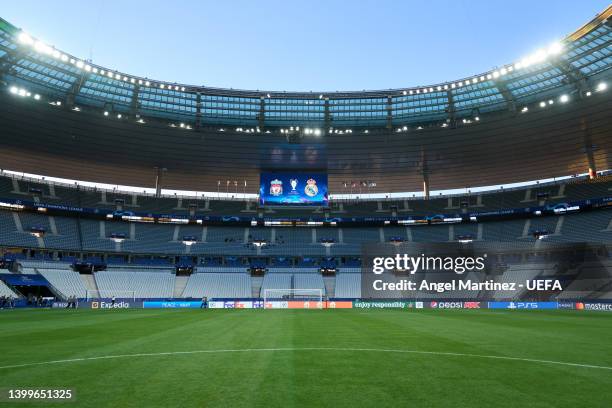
[{"left": 575, "top": 302, "right": 584, "bottom": 310}]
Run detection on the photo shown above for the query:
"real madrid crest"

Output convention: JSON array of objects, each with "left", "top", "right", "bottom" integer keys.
[{"left": 304, "top": 178, "right": 318, "bottom": 197}]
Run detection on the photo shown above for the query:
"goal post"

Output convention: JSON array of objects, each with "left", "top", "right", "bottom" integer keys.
[
  {"left": 263, "top": 289, "right": 324, "bottom": 309},
  {"left": 85, "top": 290, "right": 136, "bottom": 301}
]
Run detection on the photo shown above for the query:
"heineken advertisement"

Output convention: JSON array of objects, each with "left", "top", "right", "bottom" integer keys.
[{"left": 352, "top": 300, "right": 415, "bottom": 309}]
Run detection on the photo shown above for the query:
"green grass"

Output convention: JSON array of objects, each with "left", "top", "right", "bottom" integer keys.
[{"left": 0, "top": 309, "right": 611, "bottom": 408}]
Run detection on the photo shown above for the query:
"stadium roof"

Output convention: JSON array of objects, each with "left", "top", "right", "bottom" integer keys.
[
  {"left": 0, "top": 7, "right": 610, "bottom": 127},
  {"left": 0, "top": 8, "right": 610, "bottom": 195}
]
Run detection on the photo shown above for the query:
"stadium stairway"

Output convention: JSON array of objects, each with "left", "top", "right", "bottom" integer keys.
[
  {"left": 323, "top": 276, "right": 336, "bottom": 298},
  {"left": 81, "top": 274, "right": 99, "bottom": 298},
  {"left": 173, "top": 276, "right": 189, "bottom": 298},
  {"left": 251, "top": 276, "right": 263, "bottom": 298}
]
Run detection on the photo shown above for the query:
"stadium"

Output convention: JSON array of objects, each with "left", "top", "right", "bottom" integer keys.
[{"left": 0, "top": 3, "right": 611, "bottom": 407}]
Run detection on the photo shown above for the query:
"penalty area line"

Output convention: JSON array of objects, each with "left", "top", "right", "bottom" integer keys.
[{"left": 0, "top": 347, "right": 611, "bottom": 371}]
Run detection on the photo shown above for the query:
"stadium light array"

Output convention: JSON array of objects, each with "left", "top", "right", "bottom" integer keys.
[{"left": 15, "top": 27, "right": 568, "bottom": 104}]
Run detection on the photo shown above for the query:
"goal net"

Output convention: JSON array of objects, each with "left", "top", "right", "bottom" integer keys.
[
  {"left": 86, "top": 290, "right": 136, "bottom": 301},
  {"left": 263, "top": 289, "right": 324, "bottom": 309}
]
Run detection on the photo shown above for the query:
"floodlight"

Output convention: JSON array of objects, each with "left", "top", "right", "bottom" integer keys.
[
  {"left": 18, "top": 32, "right": 33, "bottom": 45},
  {"left": 34, "top": 41, "right": 49, "bottom": 53},
  {"left": 559, "top": 94, "right": 569, "bottom": 103},
  {"left": 548, "top": 42, "right": 563, "bottom": 55},
  {"left": 597, "top": 82, "right": 607, "bottom": 91}
]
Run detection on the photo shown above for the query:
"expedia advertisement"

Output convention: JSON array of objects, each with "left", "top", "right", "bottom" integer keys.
[
  {"left": 90, "top": 300, "right": 138, "bottom": 309},
  {"left": 259, "top": 172, "right": 328, "bottom": 206},
  {"left": 361, "top": 242, "right": 612, "bottom": 300}
]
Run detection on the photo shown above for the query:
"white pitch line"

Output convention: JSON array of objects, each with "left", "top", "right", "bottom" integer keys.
[{"left": 1, "top": 347, "right": 611, "bottom": 371}]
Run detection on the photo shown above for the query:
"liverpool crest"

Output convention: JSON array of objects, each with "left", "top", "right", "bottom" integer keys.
[{"left": 270, "top": 179, "right": 283, "bottom": 196}]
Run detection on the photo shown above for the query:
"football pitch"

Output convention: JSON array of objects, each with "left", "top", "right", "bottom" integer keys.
[{"left": 0, "top": 309, "right": 611, "bottom": 408}]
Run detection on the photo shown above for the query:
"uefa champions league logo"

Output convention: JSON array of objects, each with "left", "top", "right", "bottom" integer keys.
[{"left": 290, "top": 179, "right": 298, "bottom": 191}]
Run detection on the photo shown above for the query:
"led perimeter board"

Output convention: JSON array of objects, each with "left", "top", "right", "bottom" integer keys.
[{"left": 259, "top": 172, "right": 329, "bottom": 207}]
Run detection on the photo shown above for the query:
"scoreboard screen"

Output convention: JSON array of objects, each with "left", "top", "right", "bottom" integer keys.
[{"left": 259, "top": 172, "right": 328, "bottom": 207}]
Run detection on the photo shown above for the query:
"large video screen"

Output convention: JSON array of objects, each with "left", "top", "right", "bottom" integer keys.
[{"left": 259, "top": 172, "right": 328, "bottom": 206}]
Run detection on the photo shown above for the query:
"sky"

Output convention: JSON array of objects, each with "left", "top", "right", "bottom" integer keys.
[{"left": 1, "top": 0, "right": 609, "bottom": 92}]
